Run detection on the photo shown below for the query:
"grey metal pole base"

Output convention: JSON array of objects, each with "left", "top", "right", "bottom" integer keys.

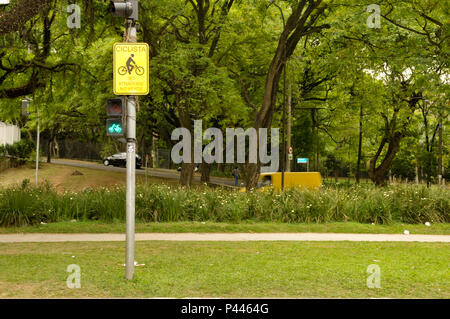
[
  {"left": 125, "top": 95, "right": 136, "bottom": 280},
  {"left": 124, "top": 18, "right": 138, "bottom": 281}
]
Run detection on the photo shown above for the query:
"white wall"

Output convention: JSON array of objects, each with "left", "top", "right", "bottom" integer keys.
[{"left": 0, "top": 121, "right": 21, "bottom": 146}]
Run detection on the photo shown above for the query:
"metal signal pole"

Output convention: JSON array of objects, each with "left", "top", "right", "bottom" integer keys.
[
  {"left": 125, "top": 19, "right": 137, "bottom": 280},
  {"left": 282, "top": 43, "right": 286, "bottom": 191},
  {"left": 35, "top": 106, "right": 40, "bottom": 187},
  {"left": 438, "top": 116, "right": 443, "bottom": 185},
  {"left": 267, "top": 0, "right": 286, "bottom": 189},
  {"left": 110, "top": 0, "right": 140, "bottom": 280},
  {"left": 287, "top": 81, "right": 292, "bottom": 172}
]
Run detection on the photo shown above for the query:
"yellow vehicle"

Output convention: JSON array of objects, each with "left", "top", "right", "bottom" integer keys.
[{"left": 240, "top": 172, "right": 322, "bottom": 192}]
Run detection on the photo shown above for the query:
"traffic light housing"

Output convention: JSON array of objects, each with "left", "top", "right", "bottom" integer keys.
[
  {"left": 109, "top": 0, "right": 138, "bottom": 21},
  {"left": 107, "top": 98, "right": 124, "bottom": 117},
  {"left": 21, "top": 99, "right": 30, "bottom": 117},
  {"left": 106, "top": 97, "right": 125, "bottom": 137}
]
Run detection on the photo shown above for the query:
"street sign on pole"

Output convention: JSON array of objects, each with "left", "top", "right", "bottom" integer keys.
[
  {"left": 113, "top": 43, "right": 149, "bottom": 95},
  {"left": 297, "top": 157, "right": 309, "bottom": 172},
  {"left": 288, "top": 147, "right": 293, "bottom": 164}
]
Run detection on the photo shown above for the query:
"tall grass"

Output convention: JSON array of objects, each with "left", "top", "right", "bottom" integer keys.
[{"left": 0, "top": 181, "right": 448, "bottom": 227}]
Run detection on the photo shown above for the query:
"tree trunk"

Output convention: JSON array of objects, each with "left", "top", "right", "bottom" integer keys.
[
  {"left": 53, "top": 136, "right": 59, "bottom": 158},
  {"left": 174, "top": 89, "right": 196, "bottom": 186},
  {"left": 369, "top": 132, "right": 403, "bottom": 186},
  {"left": 151, "top": 135, "right": 157, "bottom": 168},
  {"left": 46, "top": 138, "right": 52, "bottom": 163},
  {"left": 200, "top": 162, "right": 210, "bottom": 183},
  {"left": 415, "top": 162, "right": 419, "bottom": 184},
  {"left": 242, "top": 162, "right": 260, "bottom": 190},
  {"left": 180, "top": 162, "right": 195, "bottom": 187},
  {"left": 177, "top": 126, "right": 194, "bottom": 186}
]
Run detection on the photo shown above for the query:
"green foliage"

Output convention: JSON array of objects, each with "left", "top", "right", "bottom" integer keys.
[
  {"left": 391, "top": 147, "right": 417, "bottom": 180},
  {"left": 418, "top": 151, "right": 438, "bottom": 182},
  {"left": 99, "top": 142, "right": 118, "bottom": 160},
  {"left": 291, "top": 113, "right": 314, "bottom": 159},
  {"left": 0, "top": 139, "right": 34, "bottom": 164},
  {"left": 1, "top": 182, "right": 448, "bottom": 227},
  {"left": 0, "top": 0, "right": 448, "bottom": 185}
]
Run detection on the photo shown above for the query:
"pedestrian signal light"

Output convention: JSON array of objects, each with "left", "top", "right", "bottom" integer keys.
[
  {"left": 107, "top": 98, "right": 124, "bottom": 116},
  {"left": 106, "top": 97, "right": 125, "bottom": 137}
]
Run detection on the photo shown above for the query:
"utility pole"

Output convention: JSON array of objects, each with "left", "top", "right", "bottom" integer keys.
[
  {"left": 152, "top": 135, "right": 157, "bottom": 168},
  {"left": 35, "top": 106, "right": 40, "bottom": 187},
  {"left": 282, "top": 57, "right": 286, "bottom": 190},
  {"left": 438, "top": 115, "right": 443, "bottom": 185},
  {"left": 314, "top": 109, "right": 318, "bottom": 172},
  {"left": 268, "top": 0, "right": 286, "bottom": 190},
  {"left": 297, "top": 107, "right": 326, "bottom": 172},
  {"left": 287, "top": 82, "right": 292, "bottom": 172},
  {"left": 22, "top": 98, "right": 37, "bottom": 185},
  {"left": 267, "top": 0, "right": 305, "bottom": 185},
  {"left": 356, "top": 104, "right": 363, "bottom": 184},
  {"left": 124, "top": 20, "right": 137, "bottom": 281}
]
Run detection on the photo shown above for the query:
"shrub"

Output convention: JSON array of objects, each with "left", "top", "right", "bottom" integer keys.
[
  {"left": 1, "top": 139, "right": 34, "bottom": 165},
  {"left": 0, "top": 182, "right": 448, "bottom": 227}
]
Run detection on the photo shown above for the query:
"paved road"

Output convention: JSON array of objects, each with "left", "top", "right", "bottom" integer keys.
[
  {"left": 51, "top": 159, "right": 238, "bottom": 188},
  {"left": 1, "top": 233, "right": 449, "bottom": 243}
]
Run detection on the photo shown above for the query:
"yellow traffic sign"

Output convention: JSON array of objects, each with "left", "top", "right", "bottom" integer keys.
[{"left": 113, "top": 43, "right": 149, "bottom": 95}]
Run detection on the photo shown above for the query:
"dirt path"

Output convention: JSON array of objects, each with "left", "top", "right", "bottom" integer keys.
[
  {"left": 51, "top": 159, "right": 238, "bottom": 187},
  {"left": 0, "top": 233, "right": 449, "bottom": 243}
]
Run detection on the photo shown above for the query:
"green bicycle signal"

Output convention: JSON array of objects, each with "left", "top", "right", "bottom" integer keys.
[
  {"left": 106, "top": 118, "right": 124, "bottom": 136},
  {"left": 108, "top": 123, "right": 123, "bottom": 134}
]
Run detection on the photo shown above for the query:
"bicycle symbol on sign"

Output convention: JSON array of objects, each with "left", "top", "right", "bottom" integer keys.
[{"left": 118, "top": 54, "right": 144, "bottom": 76}]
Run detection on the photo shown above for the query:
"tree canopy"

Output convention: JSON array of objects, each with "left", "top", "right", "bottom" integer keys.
[{"left": 0, "top": 0, "right": 448, "bottom": 186}]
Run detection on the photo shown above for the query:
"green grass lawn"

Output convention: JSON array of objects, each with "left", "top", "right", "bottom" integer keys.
[
  {"left": 0, "top": 241, "right": 448, "bottom": 298},
  {"left": 0, "top": 221, "right": 449, "bottom": 235}
]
